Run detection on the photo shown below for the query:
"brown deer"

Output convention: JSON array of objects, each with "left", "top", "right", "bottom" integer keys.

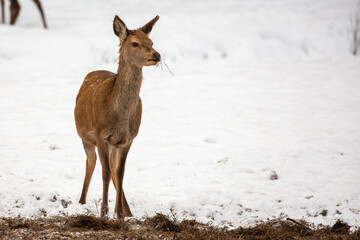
[
  {"left": 74, "top": 15, "right": 161, "bottom": 218},
  {"left": 0, "top": 0, "right": 47, "bottom": 28}
]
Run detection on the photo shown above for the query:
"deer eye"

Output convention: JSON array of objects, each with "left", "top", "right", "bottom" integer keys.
[{"left": 132, "top": 42, "right": 139, "bottom": 47}]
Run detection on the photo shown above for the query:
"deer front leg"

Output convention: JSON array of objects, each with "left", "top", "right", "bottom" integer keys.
[
  {"left": 97, "top": 140, "right": 111, "bottom": 218},
  {"left": 110, "top": 170, "right": 132, "bottom": 218},
  {"left": 112, "top": 144, "right": 132, "bottom": 218}
]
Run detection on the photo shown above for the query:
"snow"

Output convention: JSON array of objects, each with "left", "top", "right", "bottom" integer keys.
[{"left": 1, "top": 0, "right": 360, "bottom": 229}]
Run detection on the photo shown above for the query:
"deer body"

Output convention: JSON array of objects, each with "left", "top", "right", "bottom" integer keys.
[{"left": 74, "top": 15, "right": 160, "bottom": 218}]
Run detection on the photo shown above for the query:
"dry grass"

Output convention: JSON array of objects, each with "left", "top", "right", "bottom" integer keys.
[{"left": 0, "top": 214, "right": 359, "bottom": 239}]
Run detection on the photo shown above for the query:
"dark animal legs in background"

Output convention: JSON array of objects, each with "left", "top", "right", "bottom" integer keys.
[
  {"left": 1, "top": 0, "right": 47, "bottom": 28},
  {"left": 31, "top": 0, "right": 47, "bottom": 28},
  {"left": 9, "top": 0, "right": 20, "bottom": 25},
  {"left": 1, "top": 0, "right": 4, "bottom": 23}
]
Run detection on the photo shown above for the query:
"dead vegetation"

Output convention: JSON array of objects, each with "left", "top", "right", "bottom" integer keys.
[{"left": 0, "top": 214, "right": 359, "bottom": 240}]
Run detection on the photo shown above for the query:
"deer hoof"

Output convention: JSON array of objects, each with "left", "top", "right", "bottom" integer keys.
[
  {"left": 100, "top": 205, "right": 109, "bottom": 218},
  {"left": 116, "top": 211, "right": 132, "bottom": 219}
]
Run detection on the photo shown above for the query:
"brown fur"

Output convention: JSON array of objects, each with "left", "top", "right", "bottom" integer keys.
[
  {"left": 74, "top": 15, "right": 160, "bottom": 218},
  {"left": 0, "top": 0, "right": 47, "bottom": 28}
]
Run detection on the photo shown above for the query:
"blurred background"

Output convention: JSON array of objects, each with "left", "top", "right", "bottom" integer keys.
[{"left": 0, "top": 0, "right": 359, "bottom": 228}]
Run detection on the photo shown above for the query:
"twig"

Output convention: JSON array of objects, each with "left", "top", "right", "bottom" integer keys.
[
  {"left": 286, "top": 218, "right": 311, "bottom": 230},
  {"left": 94, "top": 199, "right": 99, "bottom": 216},
  {"left": 158, "top": 60, "right": 174, "bottom": 76}
]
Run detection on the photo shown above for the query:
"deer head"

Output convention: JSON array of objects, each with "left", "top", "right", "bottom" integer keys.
[{"left": 113, "top": 15, "right": 161, "bottom": 67}]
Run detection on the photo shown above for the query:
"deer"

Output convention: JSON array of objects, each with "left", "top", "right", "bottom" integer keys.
[
  {"left": 74, "top": 15, "right": 161, "bottom": 218},
  {"left": 0, "top": 0, "right": 47, "bottom": 28}
]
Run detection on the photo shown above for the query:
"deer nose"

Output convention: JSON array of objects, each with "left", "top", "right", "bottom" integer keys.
[{"left": 153, "top": 52, "right": 161, "bottom": 61}]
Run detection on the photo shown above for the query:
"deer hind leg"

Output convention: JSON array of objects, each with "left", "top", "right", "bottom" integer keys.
[
  {"left": 9, "top": 0, "right": 20, "bottom": 25},
  {"left": 97, "top": 139, "right": 111, "bottom": 218},
  {"left": 111, "top": 143, "right": 133, "bottom": 219},
  {"left": 1, "top": 0, "right": 5, "bottom": 23},
  {"left": 79, "top": 140, "right": 96, "bottom": 204},
  {"left": 31, "top": 0, "right": 47, "bottom": 28}
]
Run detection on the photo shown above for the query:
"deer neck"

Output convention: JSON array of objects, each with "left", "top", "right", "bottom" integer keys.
[{"left": 112, "top": 55, "right": 143, "bottom": 117}]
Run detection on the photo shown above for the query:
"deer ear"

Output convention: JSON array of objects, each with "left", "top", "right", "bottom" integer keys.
[
  {"left": 139, "top": 15, "right": 159, "bottom": 35},
  {"left": 113, "top": 15, "right": 128, "bottom": 40}
]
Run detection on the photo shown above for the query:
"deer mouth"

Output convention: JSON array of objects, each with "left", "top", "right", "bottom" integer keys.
[{"left": 148, "top": 59, "right": 160, "bottom": 62}]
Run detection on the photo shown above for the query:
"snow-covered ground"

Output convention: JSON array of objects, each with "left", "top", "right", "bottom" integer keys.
[{"left": 1, "top": 0, "right": 360, "bottom": 229}]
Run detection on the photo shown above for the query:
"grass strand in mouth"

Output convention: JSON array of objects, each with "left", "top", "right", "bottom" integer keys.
[{"left": 157, "top": 60, "right": 174, "bottom": 76}]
